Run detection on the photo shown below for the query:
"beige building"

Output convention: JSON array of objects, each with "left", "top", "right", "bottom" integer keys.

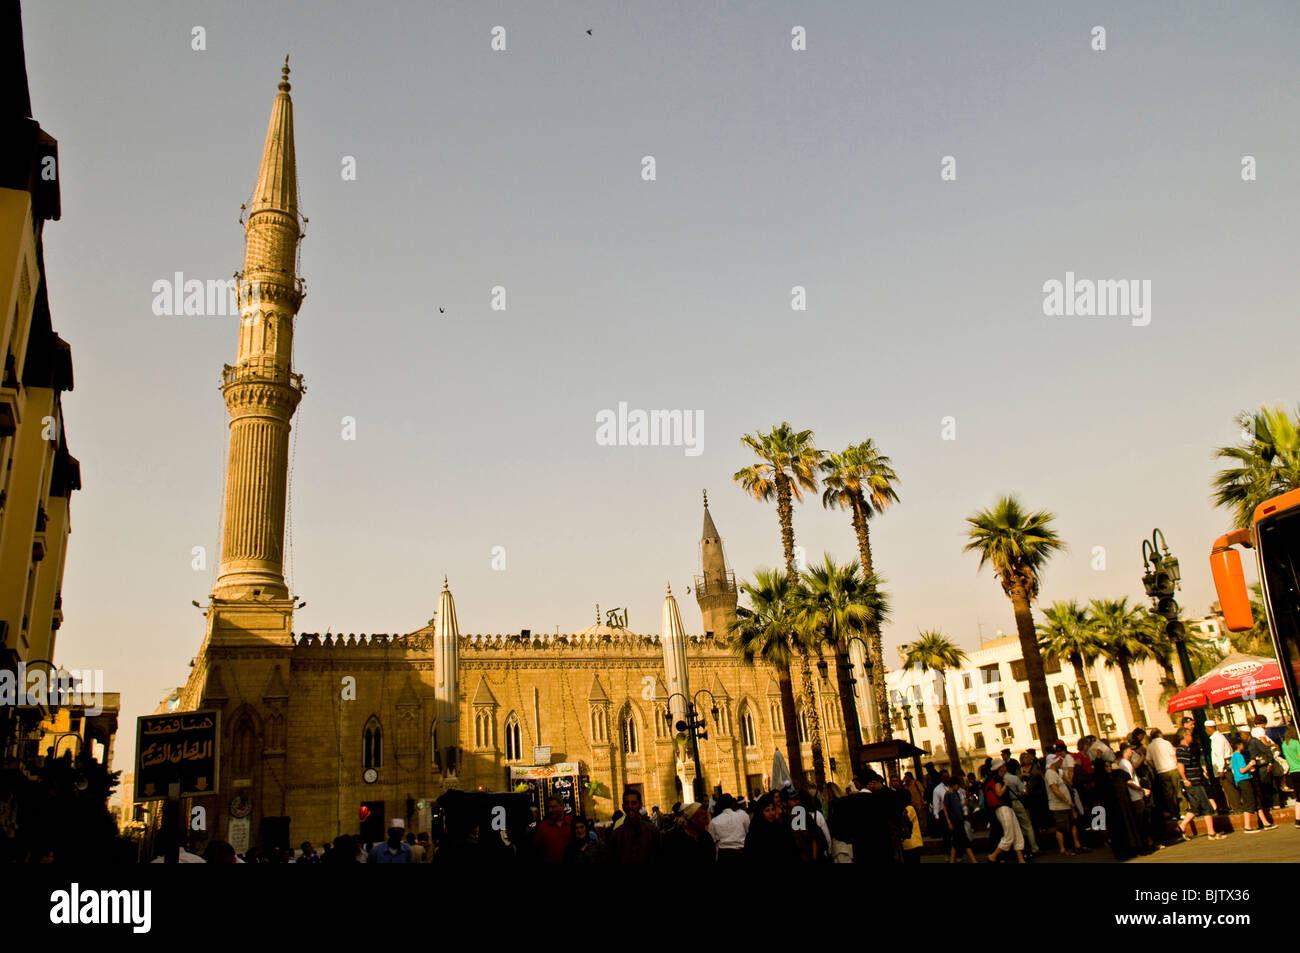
[
  {"left": 885, "top": 632, "right": 1181, "bottom": 769},
  {"left": 37, "top": 691, "right": 118, "bottom": 768},
  {"left": 0, "top": 10, "right": 103, "bottom": 860},
  {"left": 166, "top": 63, "right": 860, "bottom": 853}
]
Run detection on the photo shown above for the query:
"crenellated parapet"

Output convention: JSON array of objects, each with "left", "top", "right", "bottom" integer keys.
[
  {"left": 287, "top": 629, "right": 736, "bottom": 656},
  {"left": 291, "top": 631, "right": 427, "bottom": 651}
]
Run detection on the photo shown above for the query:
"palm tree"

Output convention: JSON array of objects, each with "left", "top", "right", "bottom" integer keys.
[
  {"left": 1036, "top": 600, "right": 1102, "bottom": 737},
  {"left": 796, "top": 555, "right": 890, "bottom": 773},
  {"left": 1212, "top": 404, "right": 1300, "bottom": 529},
  {"left": 729, "top": 569, "right": 814, "bottom": 784},
  {"left": 735, "top": 423, "right": 826, "bottom": 786},
  {"left": 1087, "top": 597, "right": 1156, "bottom": 731},
  {"left": 900, "top": 630, "right": 968, "bottom": 778},
  {"left": 820, "top": 440, "right": 900, "bottom": 744},
  {"left": 964, "top": 495, "right": 1066, "bottom": 749}
]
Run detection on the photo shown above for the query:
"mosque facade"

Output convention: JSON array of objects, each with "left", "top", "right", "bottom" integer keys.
[{"left": 168, "top": 64, "right": 861, "bottom": 851}]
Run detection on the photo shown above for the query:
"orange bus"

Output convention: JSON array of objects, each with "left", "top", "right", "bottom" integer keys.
[{"left": 1210, "top": 487, "right": 1300, "bottom": 719}]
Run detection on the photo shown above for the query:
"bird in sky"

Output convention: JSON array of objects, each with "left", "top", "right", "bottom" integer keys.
[{"left": 586, "top": 29, "right": 592, "bottom": 36}]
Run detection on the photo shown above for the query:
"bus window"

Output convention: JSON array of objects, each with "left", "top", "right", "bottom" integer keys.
[{"left": 1257, "top": 508, "right": 1300, "bottom": 713}]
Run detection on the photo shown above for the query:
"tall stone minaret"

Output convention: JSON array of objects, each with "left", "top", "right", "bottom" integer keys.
[
  {"left": 433, "top": 577, "right": 461, "bottom": 774},
  {"left": 214, "top": 58, "right": 305, "bottom": 600},
  {"left": 695, "top": 491, "right": 737, "bottom": 639},
  {"left": 661, "top": 583, "right": 690, "bottom": 735}
]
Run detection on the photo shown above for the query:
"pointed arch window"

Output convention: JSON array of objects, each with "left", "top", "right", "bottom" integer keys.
[
  {"left": 504, "top": 712, "right": 522, "bottom": 762},
  {"left": 621, "top": 707, "right": 639, "bottom": 755},
  {"left": 822, "top": 698, "right": 840, "bottom": 730},
  {"left": 796, "top": 704, "right": 810, "bottom": 744},
  {"left": 363, "top": 717, "right": 383, "bottom": 770},
  {"left": 431, "top": 724, "right": 442, "bottom": 772},
  {"left": 590, "top": 706, "right": 609, "bottom": 743},
  {"left": 474, "top": 709, "right": 496, "bottom": 750},
  {"left": 740, "top": 705, "right": 757, "bottom": 748},
  {"left": 770, "top": 701, "right": 783, "bottom": 733},
  {"left": 232, "top": 714, "right": 256, "bottom": 776},
  {"left": 716, "top": 704, "right": 732, "bottom": 736},
  {"left": 653, "top": 704, "right": 669, "bottom": 740}
]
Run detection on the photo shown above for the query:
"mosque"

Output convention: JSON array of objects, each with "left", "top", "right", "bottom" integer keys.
[{"left": 168, "top": 62, "right": 860, "bottom": 851}]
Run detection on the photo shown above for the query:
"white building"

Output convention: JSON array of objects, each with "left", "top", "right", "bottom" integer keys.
[
  {"left": 1187, "top": 615, "right": 1232, "bottom": 656},
  {"left": 882, "top": 632, "right": 1175, "bottom": 769}
]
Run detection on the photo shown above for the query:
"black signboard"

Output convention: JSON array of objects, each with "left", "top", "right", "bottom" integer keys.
[{"left": 135, "top": 710, "right": 220, "bottom": 800}]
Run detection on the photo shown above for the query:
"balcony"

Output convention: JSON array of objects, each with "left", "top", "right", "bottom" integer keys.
[
  {"left": 221, "top": 358, "right": 304, "bottom": 392},
  {"left": 693, "top": 571, "right": 737, "bottom": 598}
]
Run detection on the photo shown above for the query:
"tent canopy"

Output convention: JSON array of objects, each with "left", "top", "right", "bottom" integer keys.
[{"left": 1166, "top": 652, "right": 1285, "bottom": 714}]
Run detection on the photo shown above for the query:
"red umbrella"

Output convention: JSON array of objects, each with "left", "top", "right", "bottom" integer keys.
[{"left": 1166, "top": 653, "right": 1285, "bottom": 714}]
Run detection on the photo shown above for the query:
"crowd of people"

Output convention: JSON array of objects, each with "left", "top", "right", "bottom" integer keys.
[{"left": 166, "top": 714, "right": 1300, "bottom": 864}]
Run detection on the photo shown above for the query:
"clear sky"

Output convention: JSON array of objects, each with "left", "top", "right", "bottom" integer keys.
[{"left": 20, "top": 1, "right": 1300, "bottom": 771}]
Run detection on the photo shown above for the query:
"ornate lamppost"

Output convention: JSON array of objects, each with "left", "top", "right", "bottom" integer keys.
[{"left": 664, "top": 689, "right": 720, "bottom": 802}]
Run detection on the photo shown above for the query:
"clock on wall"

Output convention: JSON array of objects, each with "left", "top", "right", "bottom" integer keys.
[{"left": 363, "top": 768, "right": 378, "bottom": 784}]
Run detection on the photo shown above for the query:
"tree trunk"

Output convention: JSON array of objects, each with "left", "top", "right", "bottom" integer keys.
[
  {"left": 1071, "top": 653, "right": 1101, "bottom": 738},
  {"left": 936, "top": 671, "right": 962, "bottom": 778},
  {"left": 1009, "top": 584, "right": 1059, "bottom": 749},
  {"left": 772, "top": 476, "right": 808, "bottom": 787},
  {"left": 1117, "top": 647, "right": 1146, "bottom": 731},
  {"left": 776, "top": 474, "right": 825, "bottom": 789},
  {"left": 835, "top": 646, "right": 862, "bottom": 775},
  {"left": 775, "top": 665, "right": 804, "bottom": 790},
  {"left": 849, "top": 495, "right": 891, "bottom": 746}
]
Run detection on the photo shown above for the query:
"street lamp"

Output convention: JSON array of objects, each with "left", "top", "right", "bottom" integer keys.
[
  {"left": 891, "top": 691, "right": 924, "bottom": 780},
  {"left": 1068, "top": 687, "right": 1084, "bottom": 739},
  {"left": 1142, "top": 527, "right": 1207, "bottom": 757},
  {"left": 663, "top": 689, "right": 719, "bottom": 802}
]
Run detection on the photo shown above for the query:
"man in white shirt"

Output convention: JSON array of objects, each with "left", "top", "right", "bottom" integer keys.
[
  {"left": 1205, "top": 720, "right": 1240, "bottom": 814},
  {"left": 931, "top": 772, "right": 949, "bottom": 827},
  {"left": 707, "top": 794, "right": 749, "bottom": 863},
  {"left": 1045, "top": 753, "right": 1083, "bottom": 854},
  {"left": 1146, "top": 728, "right": 1181, "bottom": 835}
]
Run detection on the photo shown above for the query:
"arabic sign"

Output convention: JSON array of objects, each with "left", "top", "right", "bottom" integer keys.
[
  {"left": 134, "top": 710, "right": 220, "bottom": 800},
  {"left": 509, "top": 763, "right": 580, "bottom": 817},
  {"left": 228, "top": 816, "right": 250, "bottom": 854}
]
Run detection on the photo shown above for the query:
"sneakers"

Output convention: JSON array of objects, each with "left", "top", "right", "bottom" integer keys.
[
  {"left": 1262, "top": 823, "right": 1278, "bottom": 831},
  {"left": 1244, "top": 827, "right": 1261, "bottom": 834}
]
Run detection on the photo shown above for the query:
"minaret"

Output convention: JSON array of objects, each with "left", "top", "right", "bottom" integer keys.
[
  {"left": 661, "top": 583, "right": 690, "bottom": 736},
  {"left": 433, "top": 577, "right": 461, "bottom": 774},
  {"left": 214, "top": 58, "right": 305, "bottom": 600},
  {"left": 695, "top": 490, "right": 738, "bottom": 639}
]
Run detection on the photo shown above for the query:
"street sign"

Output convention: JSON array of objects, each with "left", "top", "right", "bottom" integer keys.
[{"left": 134, "top": 710, "right": 220, "bottom": 800}]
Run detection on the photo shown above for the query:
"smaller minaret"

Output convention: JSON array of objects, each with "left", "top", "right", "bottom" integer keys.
[
  {"left": 661, "top": 583, "right": 690, "bottom": 739},
  {"left": 433, "top": 577, "right": 460, "bottom": 774},
  {"left": 696, "top": 490, "right": 738, "bottom": 639}
]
